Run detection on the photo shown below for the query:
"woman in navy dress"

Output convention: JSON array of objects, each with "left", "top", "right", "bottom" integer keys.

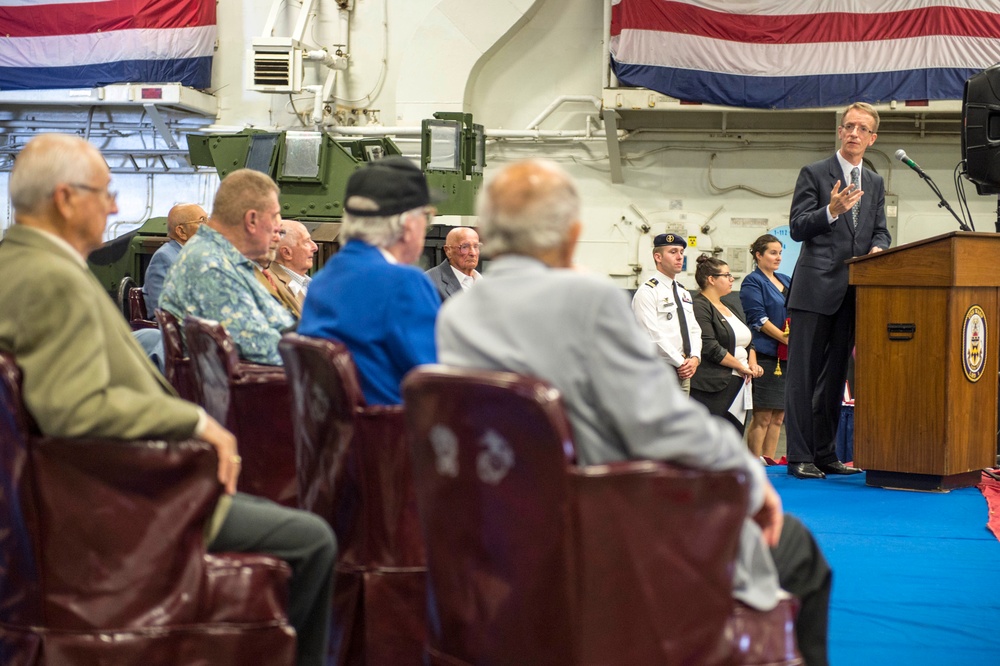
[{"left": 739, "top": 234, "right": 792, "bottom": 461}]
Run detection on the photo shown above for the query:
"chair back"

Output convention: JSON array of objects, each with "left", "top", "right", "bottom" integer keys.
[
  {"left": 0, "top": 353, "right": 296, "bottom": 663},
  {"left": 128, "top": 287, "right": 157, "bottom": 329},
  {"left": 183, "top": 315, "right": 240, "bottom": 421},
  {"left": 0, "top": 352, "right": 42, "bottom": 625},
  {"left": 184, "top": 316, "right": 297, "bottom": 507},
  {"left": 155, "top": 309, "right": 196, "bottom": 402},
  {"left": 402, "top": 365, "right": 751, "bottom": 666},
  {"left": 403, "top": 365, "right": 578, "bottom": 664},
  {"left": 279, "top": 333, "right": 424, "bottom": 666}
]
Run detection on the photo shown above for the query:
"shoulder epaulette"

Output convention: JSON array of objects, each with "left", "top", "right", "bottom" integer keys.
[{"left": 644, "top": 277, "right": 658, "bottom": 288}]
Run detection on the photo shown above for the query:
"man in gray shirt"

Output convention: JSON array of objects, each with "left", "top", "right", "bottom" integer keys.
[{"left": 436, "top": 159, "right": 831, "bottom": 665}]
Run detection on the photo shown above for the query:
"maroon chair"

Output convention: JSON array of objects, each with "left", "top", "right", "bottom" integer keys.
[
  {"left": 183, "top": 315, "right": 297, "bottom": 507},
  {"left": 154, "top": 309, "right": 197, "bottom": 402},
  {"left": 278, "top": 333, "right": 425, "bottom": 666},
  {"left": 401, "top": 365, "right": 802, "bottom": 666},
  {"left": 128, "top": 287, "right": 158, "bottom": 330},
  {"left": 0, "top": 352, "right": 296, "bottom": 665}
]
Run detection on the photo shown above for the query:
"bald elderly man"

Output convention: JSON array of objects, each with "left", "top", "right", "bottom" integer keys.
[
  {"left": 425, "top": 226, "right": 482, "bottom": 300},
  {"left": 143, "top": 203, "right": 205, "bottom": 314},
  {"left": 273, "top": 219, "right": 318, "bottom": 307}
]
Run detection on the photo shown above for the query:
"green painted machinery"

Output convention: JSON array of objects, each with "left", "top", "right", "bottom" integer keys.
[{"left": 88, "top": 113, "right": 485, "bottom": 305}]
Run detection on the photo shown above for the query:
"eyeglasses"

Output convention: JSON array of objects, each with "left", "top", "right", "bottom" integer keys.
[
  {"left": 179, "top": 215, "right": 207, "bottom": 228},
  {"left": 713, "top": 273, "right": 735, "bottom": 280},
  {"left": 451, "top": 243, "right": 483, "bottom": 254},
  {"left": 68, "top": 182, "right": 118, "bottom": 204},
  {"left": 840, "top": 123, "right": 874, "bottom": 136}
]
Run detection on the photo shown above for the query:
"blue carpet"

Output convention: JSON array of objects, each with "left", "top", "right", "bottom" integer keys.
[{"left": 767, "top": 467, "right": 1000, "bottom": 665}]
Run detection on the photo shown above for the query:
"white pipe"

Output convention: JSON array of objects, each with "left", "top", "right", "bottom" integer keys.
[
  {"left": 526, "top": 95, "right": 602, "bottom": 130},
  {"left": 304, "top": 85, "right": 324, "bottom": 126},
  {"left": 324, "top": 125, "right": 622, "bottom": 140},
  {"left": 326, "top": 125, "right": 423, "bottom": 136},
  {"left": 304, "top": 50, "right": 335, "bottom": 67}
]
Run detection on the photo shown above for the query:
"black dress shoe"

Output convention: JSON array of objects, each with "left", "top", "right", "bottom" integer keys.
[
  {"left": 817, "top": 460, "right": 862, "bottom": 475},
  {"left": 788, "top": 463, "right": 826, "bottom": 479}
]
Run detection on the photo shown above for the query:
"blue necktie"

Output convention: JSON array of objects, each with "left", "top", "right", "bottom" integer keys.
[{"left": 850, "top": 167, "right": 860, "bottom": 228}]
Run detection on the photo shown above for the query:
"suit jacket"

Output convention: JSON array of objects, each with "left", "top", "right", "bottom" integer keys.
[
  {"left": 298, "top": 240, "right": 439, "bottom": 405},
  {"left": 787, "top": 154, "right": 891, "bottom": 315},
  {"left": 0, "top": 225, "right": 200, "bottom": 439},
  {"left": 424, "top": 259, "right": 461, "bottom": 301},
  {"left": 691, "top": 295, "right": 750, "bottom": 393},
  {"left": 254, "top": 265, "right": 302, "bottom": 318},
  {"left": 272, "top": 264, "right": 308, "bottom": 310},
  {"left": 437, "top": 255, "right": 780, "bottom": 611},
  {"left": 142, "top": 238, "right": 182, "bottom": 314}
]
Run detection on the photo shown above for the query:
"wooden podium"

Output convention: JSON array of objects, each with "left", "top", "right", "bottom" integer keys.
[{"left": 848, "top": 232, "right": 998, "bottom": 491}]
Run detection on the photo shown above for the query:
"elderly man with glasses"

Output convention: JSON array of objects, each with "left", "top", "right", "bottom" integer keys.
[
  {"left": 142, "top": 203, "right": 206, "bottom": 314},
  {"left": 425, "top": 226, "right": 483, "bottom": 300},
  {"left": 298, "top": 156, "right": 443, "bottom": 405},
  {"left": 784, "top": 101, "right": 891, "bottom": 480}
]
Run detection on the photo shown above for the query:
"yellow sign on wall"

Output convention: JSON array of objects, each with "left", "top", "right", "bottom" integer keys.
[{"left": 687, "top": 235, "right": 697, "bottom": 247}]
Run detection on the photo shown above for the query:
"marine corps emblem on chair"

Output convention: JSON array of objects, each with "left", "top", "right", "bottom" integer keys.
[{"left": 402, "top": 365, "right": 802, "bottom": 666}]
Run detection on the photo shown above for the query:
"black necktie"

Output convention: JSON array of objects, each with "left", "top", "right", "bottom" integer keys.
[{"left": 672, "top": 280, "right": 691, "bottom": 357}]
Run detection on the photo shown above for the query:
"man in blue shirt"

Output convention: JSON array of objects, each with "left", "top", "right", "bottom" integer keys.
[
  {"left": 299, "top": 157, "right": 441, "bottom": 405},
  {"left": 143, "top": 203, "right": 205, "bottom": 314}
]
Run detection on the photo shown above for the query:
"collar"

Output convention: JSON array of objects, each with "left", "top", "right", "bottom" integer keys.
[
  {"left": 198, "top": 225, "right": 255, "bottom": 269},
  {"left": 836, "top": 151, "right": 862, "bottom": 186},
  {"left": 377, "top": 246, "right": 398, "bottom": 264},
  {"left": 274, "top": 262, "right": 310, "bottom": 286},
  {"left": 16, "top": 226, "right": 88, "bottom": 268},
  {"left": 449, "top": 264, "right": 480, "bottom": 284}
]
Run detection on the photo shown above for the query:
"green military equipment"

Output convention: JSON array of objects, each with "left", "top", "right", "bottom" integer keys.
[{"left": 89, "top": 113, "right": 485, "bottom": 305}]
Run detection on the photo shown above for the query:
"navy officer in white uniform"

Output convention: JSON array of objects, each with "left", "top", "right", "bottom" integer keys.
[{"left": 631, "top": 233, "right": 702, "bottom": 394}]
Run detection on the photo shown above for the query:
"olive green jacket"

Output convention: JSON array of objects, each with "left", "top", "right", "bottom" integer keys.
[{"left": 0, "top": 225, "right": 200, "bottom": 439}]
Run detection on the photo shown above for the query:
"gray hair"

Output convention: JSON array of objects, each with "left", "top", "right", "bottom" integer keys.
[
  {"left": 476, "top": 159, "right": 580, "bottom": 258},
  {"left": 10, "top": 134, "right": 101, "bottom": 215},
  {"left": 340, "top": 206, "right": 422, "bottom": 248}
]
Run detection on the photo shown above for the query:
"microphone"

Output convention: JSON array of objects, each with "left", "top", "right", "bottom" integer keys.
[
  {"left": 895, "top": 149, "right": 973, "bottom": 231},
  {"left": 895, "top": 149, "right": 926, "bottom": 176}
]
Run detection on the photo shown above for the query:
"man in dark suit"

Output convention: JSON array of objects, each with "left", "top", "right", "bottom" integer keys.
[
  {"left": 785, "top": 102, "right": 892, "bottom": 480},
  {"left": 425, "top": 226, "right": 482, "bottom": 300}
]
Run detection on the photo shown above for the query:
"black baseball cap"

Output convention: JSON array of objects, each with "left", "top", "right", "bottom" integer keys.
[
  {"left": 343, "top": 156, "right": 446, "bottom": 217},
  {"left": 653, "top": 233, "right": 687, "bottom": 248}
]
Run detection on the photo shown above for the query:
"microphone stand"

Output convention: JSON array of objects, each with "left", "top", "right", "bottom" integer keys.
[{"left": 912, "top": 168, "right": 972, "bottom": 231}]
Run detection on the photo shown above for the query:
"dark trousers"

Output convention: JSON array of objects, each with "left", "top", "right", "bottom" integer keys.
[
  {"left": 210, "top": 492, "right": 337, "bottom": 666},
  {"left": 771, "top": 515, "right": 832, "bottom": 666},
  {"left": 784, "top": 298, "right": 856, "bottom": 465},
  {"left": 691, "top": 374, "right": 747, "bottom": 436}
]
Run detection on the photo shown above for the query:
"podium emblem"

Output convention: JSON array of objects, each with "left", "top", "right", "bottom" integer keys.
[{"left": 962, "top": 305, "right": 987, "bottom": 383}]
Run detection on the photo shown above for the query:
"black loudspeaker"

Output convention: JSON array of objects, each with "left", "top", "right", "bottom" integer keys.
[{"left": 962, "top": 64, "right": 1000, "bottom": 196}]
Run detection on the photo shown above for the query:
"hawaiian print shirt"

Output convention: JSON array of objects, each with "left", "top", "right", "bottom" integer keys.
[{"left": 159, "top": 225, "right": 294, "bottom": 365}]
